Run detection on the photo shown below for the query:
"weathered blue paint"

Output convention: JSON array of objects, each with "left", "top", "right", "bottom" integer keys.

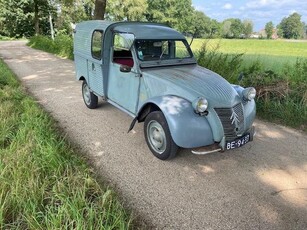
[
  {"left": 138, "top": 96, "right": 214, "bottom": 148},
  {"left": 73, "top": 20, "right": 257, "bottom": 152},
  {"left": 108, "top": 62, "right": 140, "bottom": 114}
]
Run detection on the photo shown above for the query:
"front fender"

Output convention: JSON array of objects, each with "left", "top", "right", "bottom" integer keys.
[{"left": 138, "top": 95, "right": 214, "bottom": 148}]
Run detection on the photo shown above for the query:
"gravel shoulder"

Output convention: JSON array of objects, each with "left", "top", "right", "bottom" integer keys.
[{"left": 1, "top": 41, "right": 306, "bottom": 229}]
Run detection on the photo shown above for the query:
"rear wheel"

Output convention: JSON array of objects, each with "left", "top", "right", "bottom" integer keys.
[
  {"left": 82, "top": 81, "right": 98, "bottom": 109},
  {"left": 144, "top": 111, "right": 178, "bottom": 160}
]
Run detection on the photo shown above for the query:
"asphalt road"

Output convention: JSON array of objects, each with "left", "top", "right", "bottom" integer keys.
[{"left": 1, "top": 41, "right": 306, "bottom": 229}]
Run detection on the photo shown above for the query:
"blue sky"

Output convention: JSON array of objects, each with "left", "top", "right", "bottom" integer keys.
[{"left": 192, "top": 0, "right": 307, "bottom": 31}]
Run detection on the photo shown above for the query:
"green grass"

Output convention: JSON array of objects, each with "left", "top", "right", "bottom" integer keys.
[
  {"left": 0, "top": 35, "right": 13, "bottom": 41},
  {"left": 190, "top": 39, "right": 307, "bottom": 73},
  {"left": 194, "top": 41, "right": 307, "bottom": 131},
  {"left": 0, "top": 59, "right": 132, "bottom": 229},
  {"left": 28, "top": 35, "right": 73, "bottom": 59},
  {"left": 190, "top": 39, "right": 307, "bottom": 57}
]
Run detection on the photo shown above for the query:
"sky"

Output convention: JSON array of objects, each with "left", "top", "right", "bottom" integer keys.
[{"left": 192, "top": 0, "right": 307, "bottom": 31}]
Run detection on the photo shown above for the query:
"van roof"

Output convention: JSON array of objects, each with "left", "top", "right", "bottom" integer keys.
[{"left": 75, "top": 20, "right": 185, "bottom": 40}]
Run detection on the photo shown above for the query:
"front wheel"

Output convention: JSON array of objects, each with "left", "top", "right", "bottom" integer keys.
[
  {"left": 82, "top": 81, "right": 98, "bottom": 109},
  {"left": 144, "top": 111, "right": 178, "bottom": 160}
]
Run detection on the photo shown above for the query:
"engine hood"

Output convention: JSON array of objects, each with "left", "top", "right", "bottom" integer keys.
[{"left": 141, "top": 64, "right": 241, "bottom": 108}]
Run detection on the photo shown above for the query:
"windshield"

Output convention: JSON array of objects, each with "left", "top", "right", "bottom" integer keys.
[{"left": 135, "top": 39, "right": 193, "bottom": 61}]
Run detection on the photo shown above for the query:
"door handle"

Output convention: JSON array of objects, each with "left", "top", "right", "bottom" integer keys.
[{"left": 92, "top": 63, "right": 96, "bottom": 71}]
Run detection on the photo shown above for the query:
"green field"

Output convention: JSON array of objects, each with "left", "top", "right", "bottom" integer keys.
[{"left": 190, "top": 39, "right": 307, "bottom": 72}]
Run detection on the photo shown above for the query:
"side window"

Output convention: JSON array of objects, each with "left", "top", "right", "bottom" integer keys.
[
  {"left": 91, "top": 30, "right": 103, "bottom": 59},
  {"left": 112, "top": 33, "right": 135, "bottom": 67},
  {"left": 113, "top": 33, "right": 134, "bottom": 51}
]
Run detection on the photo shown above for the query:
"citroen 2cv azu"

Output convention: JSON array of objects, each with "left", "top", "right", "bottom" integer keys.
[{"left": 73, "top": 20, "right": 256, "bottom": 160}]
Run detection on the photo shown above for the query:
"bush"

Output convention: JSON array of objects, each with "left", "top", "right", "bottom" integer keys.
[
  {"left": 195, "top": 40, "right": 307, "bottom": 131},
  {"left": 0, "top": 35, "right": 12, "bottom": 41},
  {"left": 194, "top": 41, "right": 244, "bottom": 82},
  {"left": 28, "top": 35, "right": 73, "bottom": 59}
]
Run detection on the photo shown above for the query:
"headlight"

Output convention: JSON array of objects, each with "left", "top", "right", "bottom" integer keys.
[
  {"left": 193, "top": 97, "right": 208, "bottom": 113},
  {"left": 243, "top": 87, "right": 256, "bottom": 101}
]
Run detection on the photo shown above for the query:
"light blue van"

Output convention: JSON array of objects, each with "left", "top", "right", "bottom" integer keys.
[{"left": 73, "top": 20, "right": 256, "bottom": 160}]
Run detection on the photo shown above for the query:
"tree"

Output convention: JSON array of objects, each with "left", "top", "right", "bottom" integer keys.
[
  {"left": 265, "top": 21, "right": 274, "bottom": 39},
  {"left": 188, "top": 10, "right": 211, "bottom": 38},
  {"left": 230, "top": 18, "right": 244, "bottom": 38},
  {"left": 243, "top": 20, "right": 253, "bottom": 38},
  {"left": 222, "top": 20, "right": 232, "bottom": 38},
  {"left": 106, "top": 0, "right": 147, "bottom": 21},
  {"left": 209, "top": 19, "right": 221, "bottom": 38},
  {"left": 278, "top": 13, "right": 304, "bottom": 39},
  {"left": 222, "top": 18, "right": 243, "bottom": 38},
  {"left": 55, "top": 0, "right": 94, "bottom": 34},
  {"left": 33, "top": 0, "right": 51, "bottom": 35},
  {"left": 276, "top": 24, "right": 283, "bottom": 38},
  {"left": 94, "top": 0, "right": 107, "bottom": 20},
  {"left": 0, "top": 0, "right": 51, "bottom": 37},
  {"left": 146, "top": 0, "right": 194, "bottom": 33}
]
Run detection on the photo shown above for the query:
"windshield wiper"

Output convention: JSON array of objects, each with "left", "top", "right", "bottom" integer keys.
[{"left": 159, "top": 41, "right": 168, "bottom": 61}]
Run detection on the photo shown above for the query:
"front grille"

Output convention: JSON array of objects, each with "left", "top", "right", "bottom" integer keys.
[{"left": 215, "top": 103, "right": 245, "bottom": 140}]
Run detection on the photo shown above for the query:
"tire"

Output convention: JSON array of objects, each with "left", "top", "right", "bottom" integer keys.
[
  {"left": 82, "top": 81, "right": 98, "bottom": 109},
  {"left": 144, "top": 111, "right": 178, "bottom": 160}
]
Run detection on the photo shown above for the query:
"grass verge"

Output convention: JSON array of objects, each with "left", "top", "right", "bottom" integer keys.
[
  {"left": 0, "top": 59, "right": 132, "bottom": 229},
  {"left": 195, "top": 42, "right": 307, "bottom": 131},
  {"left": 28, "top": 35, "right": 73, "bottom": 59},
  {"left": 0, "top": 35, "right": 13, "bottom": 41}
]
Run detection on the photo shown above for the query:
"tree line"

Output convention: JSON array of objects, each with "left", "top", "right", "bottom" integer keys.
[{"left": 0, "top": 0, "right": 306, "bottom": 39}]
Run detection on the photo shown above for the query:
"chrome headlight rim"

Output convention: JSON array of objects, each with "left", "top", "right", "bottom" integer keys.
[
  {"left": 192, "top": 97, "right": 209, "bottom": 113},
  {"left": 243, "top": 87, "right": 256, "bottom": 101}
]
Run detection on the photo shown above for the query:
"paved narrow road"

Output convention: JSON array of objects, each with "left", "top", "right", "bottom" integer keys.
[{"left": 1, "top": 41, "right": 306, "bottom": 229}]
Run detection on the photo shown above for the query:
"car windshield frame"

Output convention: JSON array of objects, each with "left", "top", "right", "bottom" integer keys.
[{"left": 134, "top": 39, "right": 194, "bottom": 62}]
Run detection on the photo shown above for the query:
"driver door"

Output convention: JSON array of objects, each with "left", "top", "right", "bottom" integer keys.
[{"left": 107, "top": 33, "right": 140, "bottom": 114}]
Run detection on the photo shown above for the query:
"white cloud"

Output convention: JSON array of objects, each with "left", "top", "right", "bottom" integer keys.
[
  {"left": 245, "top": 0, "right": 301, "bottom": 9},
  {"left": 222, "top": 3, "right": 233, "bottom": 10},
  {"left": 193, "top": 4, "right": 208, "bottom": 13}
]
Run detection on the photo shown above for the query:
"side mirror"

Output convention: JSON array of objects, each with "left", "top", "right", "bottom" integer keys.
[{"left": 120, "top": 65, "right": 131, "bottom": 73}]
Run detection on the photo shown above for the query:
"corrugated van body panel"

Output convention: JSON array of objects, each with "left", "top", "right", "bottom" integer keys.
[
  {"left": 88, "top": 61, "right": 104, "bottom": 96},
  {"left": 74, "top": 55, "right": 88, "bottom": 82},
  {"left": 74, "top": 21, "right": 113, "bottom": 95}
]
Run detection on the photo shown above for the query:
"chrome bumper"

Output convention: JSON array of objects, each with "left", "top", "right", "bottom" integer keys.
[{"left": 191, "top": 126, "right": 256, "bottom": 155}]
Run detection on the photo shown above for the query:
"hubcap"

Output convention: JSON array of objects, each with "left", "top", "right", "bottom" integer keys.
[
  {"left": 147, "top": 120, "right": 166, "bottom": 154},
  {"left": 83, "top": 83, "right": 91, "bottom": 105}
]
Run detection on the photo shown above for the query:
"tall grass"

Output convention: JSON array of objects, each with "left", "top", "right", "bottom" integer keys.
[
  {"left": 0, "top": 59, "right": 132, "bottom": 229},
  {"left": 195, "top": 41, "right": 244, "bottom": 82},
  {"left": 28, "top": 35, "right": 73, "bottom": 59},
  {"left": 195, "top": 42, "right": 307, "bottom": 131},
  {"left": 191, "top": 39, "right": 307, "bottom": 73},
  {"left": 0, "top": 35, "right": 13, "bottom": 41}
]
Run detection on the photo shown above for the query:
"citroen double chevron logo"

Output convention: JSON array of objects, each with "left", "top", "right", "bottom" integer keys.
[{"left": 230, "top": 110, "right": 240, "bottom": 125}]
